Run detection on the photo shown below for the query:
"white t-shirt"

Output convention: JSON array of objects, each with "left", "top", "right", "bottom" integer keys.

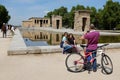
[{"left": 11, "top": 26, "right": 14, "bottom": 31}]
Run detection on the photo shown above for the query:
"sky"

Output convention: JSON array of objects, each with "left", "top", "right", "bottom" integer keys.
[{"left": 0, "top": 0, "right": 120, "bottom": 26}]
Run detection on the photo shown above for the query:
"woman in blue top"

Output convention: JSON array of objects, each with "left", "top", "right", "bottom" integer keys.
[{"left": 61, "top": 32, "right": 73, "bottom": 53}]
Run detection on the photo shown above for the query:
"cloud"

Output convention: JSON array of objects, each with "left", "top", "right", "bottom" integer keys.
[{"left": 43, "top": 10, "right": 50, "bottom": 14}]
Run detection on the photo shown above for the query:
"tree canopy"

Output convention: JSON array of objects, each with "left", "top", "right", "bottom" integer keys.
[
  {"left": 0, "top": 4, "right": 10, "bottom": 28},
  {"left": 100, "top": 0, "right": 120, "bottom": 29},
  {"left": 45, "top": 0, "right": 120, "bottom": 30}
]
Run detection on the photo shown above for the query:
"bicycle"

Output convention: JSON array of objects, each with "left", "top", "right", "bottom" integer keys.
[{"left": 65, "top": 43, "right": 113, "bottom": 74}]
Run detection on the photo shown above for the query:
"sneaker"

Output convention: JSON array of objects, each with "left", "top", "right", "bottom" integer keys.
[{"left": 93, "top": 69, "right": 97, "bottom": 72}]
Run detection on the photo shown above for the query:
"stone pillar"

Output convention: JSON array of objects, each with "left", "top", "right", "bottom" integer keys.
[
  {"left": 51, "top": 33, "right": 62, "bottom": 45},
  {"left": 42, "top": 18, "right": 50, "bottom": 27},
  {"left": 74, "top": 10, "right": 91, "bottom": 32},
  {"left": 52, "top": 15, "right": 62, "bottom": 29}
]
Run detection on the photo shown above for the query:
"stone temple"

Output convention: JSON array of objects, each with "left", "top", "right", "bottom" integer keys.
[
  {"left": 22, "top": 15, "right": 62, "bottom": 29},
  {"left": 22, "top": 10, "right": 91, "bottom": 32},
  {"left": 74, "top": 10, "right": 91, "bottom": 32}
]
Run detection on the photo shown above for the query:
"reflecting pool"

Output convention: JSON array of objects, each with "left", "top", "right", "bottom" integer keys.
[
  {"left": 20, "top": 29, "right": 120, "bottom": 46},
  {"left": 23, "top": 38, "right": 48, "bottom": 46}
]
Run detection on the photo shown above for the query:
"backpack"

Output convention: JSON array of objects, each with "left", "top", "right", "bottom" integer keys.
[{"left": 60, "top": 41, "right": 64, "bottom": 48}]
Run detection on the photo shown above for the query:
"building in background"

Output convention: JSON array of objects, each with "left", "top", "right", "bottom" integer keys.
[
  {"left": 22, "top": 10, "right": 91, "bottom": 32},
  {"left": 22, "top": 17, "right": 50, "bottom": 27},
  {"left": 22, "top": 15, "right": 62, "bottom": 29}
]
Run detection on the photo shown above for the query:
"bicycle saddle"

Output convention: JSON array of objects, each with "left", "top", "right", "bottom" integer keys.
[{"left": 80, "top": 44, "right": 87, "bottom": 48}]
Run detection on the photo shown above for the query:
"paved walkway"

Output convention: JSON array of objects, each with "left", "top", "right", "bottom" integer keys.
[{"left": 0, "top": 31, "right": 120, "bottom": 80}]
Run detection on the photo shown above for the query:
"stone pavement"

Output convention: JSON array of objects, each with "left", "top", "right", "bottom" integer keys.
[{"left": 0, "top": 31, "right": 120, "bottom": 80}]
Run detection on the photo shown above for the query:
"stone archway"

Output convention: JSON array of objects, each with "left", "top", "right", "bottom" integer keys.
[
  {"left": 74, "top": 10, "right": 91, "bottom": 32},
  {"left": 82, "top": 17, "right": 87, "bottom": 31},
  {"left": 52, "top": 15, "right": 62, "bottom": 29}
]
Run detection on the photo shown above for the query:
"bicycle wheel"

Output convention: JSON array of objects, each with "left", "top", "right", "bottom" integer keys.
[
  {"left": 101, "top": 54, "right": 113, "bottom": 74},
  {"left": 65, "top": 53, "right": 84, "bottom": 72}
]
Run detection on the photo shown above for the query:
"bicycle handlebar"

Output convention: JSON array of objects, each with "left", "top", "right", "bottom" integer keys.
[{"left": 97, "top": 43, "right": 109, "bottom": 48}]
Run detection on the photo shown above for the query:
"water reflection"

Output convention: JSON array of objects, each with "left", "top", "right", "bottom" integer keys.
[
  {"left": 21, "top": 30, "right": 81, "bottom": 46},
  {"left": 24, "top": 38, "right": 48, "bottom": 46},
  {"left": 21, "top": 30, "right": 120, "bottom": 46}
]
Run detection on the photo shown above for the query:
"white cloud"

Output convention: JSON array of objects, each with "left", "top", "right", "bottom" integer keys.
[{"left": 43, "top": 10, "right": 50, "bottom": 14}]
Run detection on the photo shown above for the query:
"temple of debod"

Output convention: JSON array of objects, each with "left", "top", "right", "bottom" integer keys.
[{"left": 22, "top": 10, "right": 91, "bottom": 32}]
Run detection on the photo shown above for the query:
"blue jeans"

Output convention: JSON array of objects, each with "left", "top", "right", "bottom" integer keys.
[
  {"left": 86, "top": 49, "right": 97, "bottom": 70},
  {"left": 63, "top": 45, "right": 72, "bottom": 53}
]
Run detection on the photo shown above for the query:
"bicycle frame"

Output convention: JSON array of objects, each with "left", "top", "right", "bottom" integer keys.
[{"left": 75, "top": 47, "right": 105, "bottom": 65}]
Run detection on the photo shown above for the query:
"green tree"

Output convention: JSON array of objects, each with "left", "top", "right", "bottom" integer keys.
[
  {"left": 76, "top": 4, "right": 85, "bottom": 10},
  {"left": 57, "top": 6, "right": 68, "bottom": 27},
  {"left": 68, "top": 5, "right": 85, "bottom": 28},
  {"left": 116, "top": 24, "right": 120, "bottom": 30},
  {"left": 45, "top": 0, "right": 120, "bottom": 30},
  {"left": 89, "top": 7, "right": 98, "bottom": 27},
  {"left": 68, "top": 6, "right": 76, "bottom": 28},
  {"left": 97, "top": 9, "right": 104, "bottom": 29},
  {"left": 44, "top": 11, "right": 53, "bottom": 18},
  {"left": 101, "top": 0, "right": 120, "bottom": 30},
  {"left": 0, "top": 4, "right": 10, "bottom": 28},
  {"left": 45, "top": 6, "right": 68, "bottom": 27}
]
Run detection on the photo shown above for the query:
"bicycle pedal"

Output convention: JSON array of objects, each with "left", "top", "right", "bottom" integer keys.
[
  {"left": 97, "top": 63, "right": 100, "bottom": 67},
  {"left": 75, "top": 68, "right": 79, "bottom": 71},
  {"left": 97, "top": 64, "right": 101, "bottom": 69}
]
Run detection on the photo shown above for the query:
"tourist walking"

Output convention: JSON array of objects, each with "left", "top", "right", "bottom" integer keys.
[
  {"left": 11, "top": 25, "right": 15, "bottom": 35},
  {"left": 1, "top": 23, "right": 7, "bottom": 38}
]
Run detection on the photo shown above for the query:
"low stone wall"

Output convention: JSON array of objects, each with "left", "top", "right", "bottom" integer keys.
[
  {"left": 27, "top": 46, "right": 62, "bottom": 54},
  {"left": 7, "top": 29, "right": 27, "bottom": 55},
  {"left": 8, "top": 28, "right": 120, "bottom": 55},
  {"left": 7, "top": 29, "right": 62, "bottom": 55}
]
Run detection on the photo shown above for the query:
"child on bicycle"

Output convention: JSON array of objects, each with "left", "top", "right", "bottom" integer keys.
[{"left": 80, "top": 24, "right": 100, "bottom": 72}]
